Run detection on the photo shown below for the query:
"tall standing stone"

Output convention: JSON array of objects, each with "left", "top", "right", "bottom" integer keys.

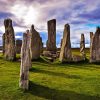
[
  {"left": 16, "top": 40, "right": 22, "bottom": 54},
  {"left": 19, "top": 30, "right": 32, "bottom": 90},
  {"left": 80, "top": 34, "right": 86, "bottom": 60},
  {"left": 59, "top": 24, "right": 72, "bottom": 62},
  {"left": 40, "top": 37, "right": 43, "bottom": 54},
  {"left": 90, "top": 32, "right": 94, "bottom": 60},
  {"left": 60, "top": 38, "right": 63, "bottom": 47},
  {"left": 2, "top": 33, "right": 5, "bottom": 55},
  {"left": 30, "top": 25, "right": 42, "bottom": 60},
  {"left": 46, "top": 19, "right": 56, "bottom": 52},
  {"left": 90, "top": 27, "right": 100, "bottom": 63},
  {"left": 4, "top": 19, "right": 16, "bottom": 61}
]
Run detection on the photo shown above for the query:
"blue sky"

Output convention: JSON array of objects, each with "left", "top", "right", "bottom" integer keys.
[{"left": 0, "top": 0, "right": 100, "bottom": 47}]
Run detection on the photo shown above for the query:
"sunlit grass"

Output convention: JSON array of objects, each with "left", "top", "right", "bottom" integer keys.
[{"left": 0, "top": 49, "right": 100, "bottom": 100}]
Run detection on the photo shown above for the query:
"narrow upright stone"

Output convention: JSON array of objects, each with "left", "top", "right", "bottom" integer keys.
[
  {"left": 4, "top": 19, "right": 16, "bottom": 61},
  {"left": 40, "top": 37, "right": 43, "bottom": 54},
  {"left": 60, "top": 38, "right": 63, "bottom": 47},
  {"left": 90, "top": 27, "right": 100, "bottom": 63},
  {"left": 90, "top": 32, "right": 94, "bottom": 47},
  {"left": 16, "top": 40, "right": 22, "bottom": 54},
  {"left": 80, "top": 34, "right": 86, "bottom": 60},
  {"left": 19, "top": 30, "right": 31, "bottom": 90},
  {"left": 2, "top": 33, "right": 5, "bottom": 55},
  {"left": 30, "top": 25, "right": 42, "bottom": 60},
  {"left": 59, "top": 24, "right": 72, "bottom": 62},
  {"left": 46, "top": 19, "right": 56, "bottom": 52},
  {"left": 90, "top": 32, "right": 94, "bottom": 60}
]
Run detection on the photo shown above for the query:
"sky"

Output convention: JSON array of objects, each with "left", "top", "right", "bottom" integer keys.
[{"left": 0, "top": 0, "right": 100, "bottom": 48}]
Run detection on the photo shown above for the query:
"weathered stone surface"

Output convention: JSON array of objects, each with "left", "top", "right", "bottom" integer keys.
[
  {"left": 60, "top": 38, "right": 63, "bottom": 47},
  {"left": 90, "top": 32, "right": 94, "bottom": 60},
  {"left": 90, "top": 27, "right": 100, "bottom": 63},
  {"left": 59, "top": 24, "right": 72, "bottom": 62},
  {"left": 72, "top": 55, "right": 84, "bottom": 62},
  {"left": 40, "top": 37, "right": 43, "bottom": 54},
  {"left": 16, "top": 40, "right": 22, "bottom": 54},
  {"left": 30, "top": 25, "right": 42, "bottom": 60},
  {"left": 4, "top": 19, "right": 16, "bottom": 61},
  {"left": 46, "top": 19, "right": 56, "bottom": 52},
  {"left": 19, "top": 30, "right": 32, "bottom": 90},
  {"left": 80, "top": 34, "right": 86, "bottom": 60},
  {"left": 43, "top": 51, "right": 52, "bottom": 57},
  {"left": 2, "top": 33, "right": 5, "bottom": 55}
]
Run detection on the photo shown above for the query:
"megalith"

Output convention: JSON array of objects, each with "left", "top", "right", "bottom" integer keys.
[
  {"left": 19, "top": 30, "right": 32, "bottom": 90},
  {"left": 30, "top": 25, "right": 42, "bottom": 60},
  {"left": 90, "top": 27, "right": 100, "bottom": 63},
  {"left": 2, "top": 33, "right": 5, "bottom": 55},
  {"left": 80, "top": 34, "right": 86, "bottom": 60},
  {"left": 4, "top": 19, "right": 16, "bottom": 61},
  {"left": 59, "top": 24, "right": 72, "bottom": 62},
  {"left": 46, "top": 19, "right": 56, "bottom": 52},
  {"left": 90, "top": 32, "right": 94, "bottom": 60},
  {"left": 16, "top": 40, "right": 22, "bottom": 54}
]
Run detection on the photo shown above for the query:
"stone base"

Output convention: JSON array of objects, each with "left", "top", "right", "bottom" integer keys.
[
  {"left": 72, "top": 55, "right": 85, "bottom": 62},
  {"left": 90, "top": 59, "right": 100, "bottom": 63},
  {"left": 43, "top": 50, "right": 57, "bottom": 59}
]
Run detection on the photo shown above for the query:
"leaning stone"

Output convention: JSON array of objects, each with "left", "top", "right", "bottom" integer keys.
[
  {"left": 59, "top": 24, "right": 72, "bottom": 62},
  {"left": 19, "top": 30, "right": 32, "bottom": 90}
]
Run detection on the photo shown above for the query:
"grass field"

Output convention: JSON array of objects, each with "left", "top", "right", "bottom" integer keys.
[{"left": 0, "top": 49, "right": 100, "bottom": 100}]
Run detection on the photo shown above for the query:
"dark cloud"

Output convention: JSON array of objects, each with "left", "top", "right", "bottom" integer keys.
[
  {"left": 0, "top": 12, "right": 14, "bottom": 19},
  {"left": 77, "top": 6, "right": 100, "bottom": 21}
]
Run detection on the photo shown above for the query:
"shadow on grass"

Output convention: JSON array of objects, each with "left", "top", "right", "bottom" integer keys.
[
  {"left": 32, "top": 56, "right": 52, "bottom": 64},
  {"left": 30, "top": 68, "right": 81, "bottom": 79},
  {"left": 54, "top": 59, "right": 100, "bottom": 70},
  {"left": 26, "top": 81, "right": 100, "bottom": 100}
]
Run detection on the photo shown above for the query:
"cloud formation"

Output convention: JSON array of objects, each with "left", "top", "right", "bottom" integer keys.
[{"left": 0, "top": 0, "right": 100, "bottom": 47}]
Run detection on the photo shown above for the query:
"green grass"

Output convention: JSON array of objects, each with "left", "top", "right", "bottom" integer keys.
[{"left": 0, "top": 50, "right": 100, "bottom": 100}]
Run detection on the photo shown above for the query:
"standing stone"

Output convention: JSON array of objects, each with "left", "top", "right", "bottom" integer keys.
[
  {"left": 90, "top": 27, "right": 100, "bottom": 63},
  {"left": 90, "top": 32, "right": 94, "bottom": 60},
  {"left": 30, "top": 25, "right": 42, "bottom": 60},
  {"left": 2, "top": 33, "right": 5, "bottom": 55},
  {"left": 40, "top": 37, "right": 43, "bottom": 54},
  {"left": 80, "top": 34, "right": 86, "bottom": 60},
  {"left": 59, "top": 24, "right": 72, "bottom": 62},
  {"left": 16, "top": 40, "right": 22, "bottom": 54},
  {"left": 19, "top": 30, "right": 32, "bottom": 90},
  {"left": 46, "top": 19, "right": 56, "bottom": 52},
  {"left": 60, "top": 38, "right": 63, "bottom": 47},
  {"left": 90, "top": 32, "right": 94, "bottom": 47},
  {"left": 4, "top": 19, "right": 16, "bottom": 61}
]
